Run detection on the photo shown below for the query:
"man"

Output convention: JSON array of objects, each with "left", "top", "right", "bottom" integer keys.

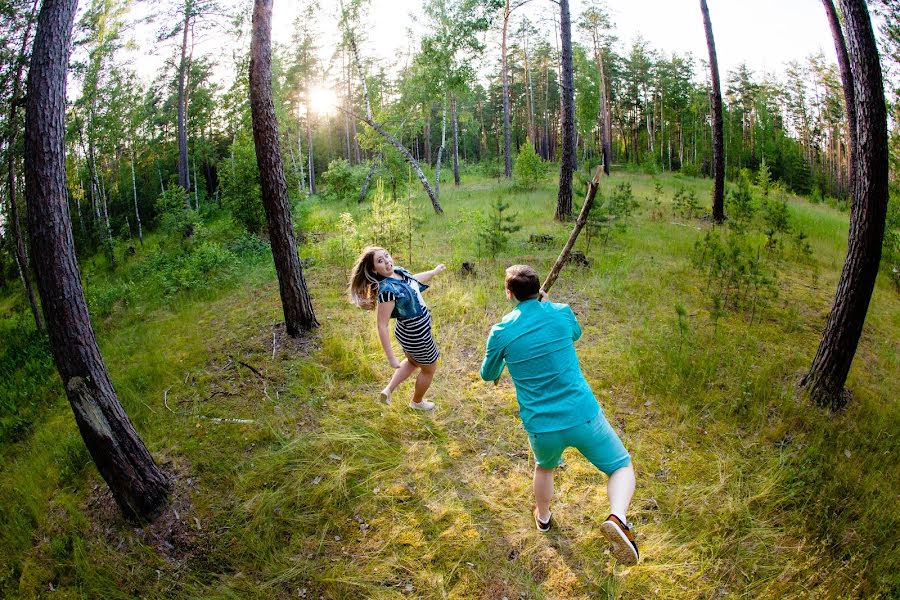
[{"left": 479, "top": 265, "right": 639, "bottom": 565}]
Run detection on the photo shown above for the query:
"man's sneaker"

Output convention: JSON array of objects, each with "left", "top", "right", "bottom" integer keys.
[
  {"left": 533, "top": 507, "right": 552, "bottom": 532},
  {"left": 409, "top": 399, "right": 435, "bottom": 411},
  {"left": 600, "top": 514, "right": 639, "bottom": 566}
]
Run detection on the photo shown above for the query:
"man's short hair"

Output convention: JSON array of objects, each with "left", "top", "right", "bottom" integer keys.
[{"left": 505, "top": 264, "right": 541, "bottom": 300}]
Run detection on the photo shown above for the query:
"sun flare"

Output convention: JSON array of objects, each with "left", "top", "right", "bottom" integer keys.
[{"left": 308, "top": 85, "right": 338, "bottom": 116}]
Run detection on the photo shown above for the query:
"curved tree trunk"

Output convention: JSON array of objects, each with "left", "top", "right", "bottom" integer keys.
[
  {"left": 25, "top": 0, "right": 170, "bottom": 521},
  {"left": 343, "top": 107, "right": 443, "bottom": 214},
  {"left": 250, "top": 0, "right": 319, "bottom": 336},
  {"left": 6, "top": 0, "right": 44, "bottom": 333},
  {"left": 822, "top": 0, "right": 856, "bottom": 197},
  {"left": 555, "top": 0, "right": 575, "bottom": 221},
  {"left": 700, "top": 0, "right": 725, "bottom": 223},
  {"left": 800, "top": 0, "right": 889, "bottom": 410},
  {"left": 358, "top": 154, "right": 380, "bottom": 203}
]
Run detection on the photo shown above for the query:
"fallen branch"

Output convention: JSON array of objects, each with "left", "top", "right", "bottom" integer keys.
[
  {"left": 229, "top": 355, "right": 268, "bottom": 380},
  {"left": 541, "top": 165, "right": 603, "bottom": 296}
]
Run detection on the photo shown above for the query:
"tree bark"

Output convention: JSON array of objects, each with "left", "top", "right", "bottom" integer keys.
[
  {"left": 555, "top": 0, "right": 575, "bottom": 220},
  {"left": 451, "top": 93, "right": 460, "bottom": 186},
  {"left": 343, "top": 107, "right": 443, "bottom": 214},
  {"left": 501, "top": 0, "right": 512, "bottom": 178},
  {"left": 176, "top": 6, "right": 191, "bottom": 202},
  {"left": 130, "top": 146, "right": 143, "bottom": 245},
  {"left": 25, "top": 0, "right": 170, "bottom": 521},
  {"left": 250, "top": 0, "right": 319, "bottom": 335},
  {"left": 434, "top": 97, "right": 447, "bottom": 199},
  {"left": 700, "top": 0, "right": 725, "bottom": 223},
  {"left": 822, "top": 0, "right": 856, "bottom": 198},
  {"left": 358, "top": 154, "right": 380, "bottom": 203},
  {"left": 800, "top": 0, "right": 888, "bottom": 410},
  {"left": 5, "top": 0, "right": 44, "bottom": 332}
]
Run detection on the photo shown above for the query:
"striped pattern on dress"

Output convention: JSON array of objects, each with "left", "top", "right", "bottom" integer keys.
[{"left": 377, "top": 289, "right": 439, "bottom": 365}]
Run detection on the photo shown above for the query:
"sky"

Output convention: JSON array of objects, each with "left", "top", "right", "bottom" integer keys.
[{"left": 125, "top": 0, "right": 842, "bottom": 101}]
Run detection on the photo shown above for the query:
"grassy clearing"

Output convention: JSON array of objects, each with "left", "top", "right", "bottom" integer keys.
[{"left": 1, "top": 170, "right": 898, "bottom": 598}]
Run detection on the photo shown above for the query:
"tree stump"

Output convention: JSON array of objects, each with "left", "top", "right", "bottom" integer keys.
[
  {"left": 460, "top": 262, "right": 476, "bottom": 277},
  {"left": 568, "top": 251, "right": 590, "bottom": 267}
]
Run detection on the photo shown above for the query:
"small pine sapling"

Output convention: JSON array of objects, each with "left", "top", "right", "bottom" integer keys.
[{"left": 478, "top": 196, "right": 521, "bottom": 257}]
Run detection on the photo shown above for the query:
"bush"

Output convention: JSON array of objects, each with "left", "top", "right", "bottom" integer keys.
[
  {"left": 885, "top": 191, "right": 900, "bottom": 289},
  {"left": 478, "top": 196, "right": 520, "bottom": 257},
  {"left": 513, "top": 139, "right": 545, "bottom": 190},
  {"left": 219, "top": 132, "right": 265, "bottom": 233},
  {"left": 154, "top": 185, "right": 199, "bottom": 238},
  {"left": 322, "top": 158, "right": 364, "bottom": 202}
]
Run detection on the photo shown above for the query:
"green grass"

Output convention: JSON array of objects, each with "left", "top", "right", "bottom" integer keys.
[{"left": 1, "top": 170, "right": 898, "bottom": 598}]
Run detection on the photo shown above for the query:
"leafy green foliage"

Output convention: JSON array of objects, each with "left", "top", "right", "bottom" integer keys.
[
  {"left": 0, "top": 319, "right": 56, "bottom": 444},
  {"left": 757, "top": 158, "right": 772, "bottom": 196},
  {"left": 219, "top": 132, "right": 265, "bottom": 234},
  {"left": 154, "top": 185, "right": 200, "bottom": 239},
  {"left": 478, "top": 196, "right": 520, "bottom": 257},
  {"left": 321, "top": 158, "right": 364, "bottom": 202},
  {"left": 726, "top": 170, "right": 757, "bottom": 232},
  {"left": 512, "top": 139, "right": 545, "bottom": 190},
  {"left": 885, "top": 190, "right": 900, "bottom": 289}
]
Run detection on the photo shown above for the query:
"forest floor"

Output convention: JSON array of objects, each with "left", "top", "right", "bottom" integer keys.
[{"left": 1, "top": 170, "right": 898, "bottom": 599}]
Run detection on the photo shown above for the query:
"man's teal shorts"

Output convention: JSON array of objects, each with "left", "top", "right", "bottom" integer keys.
[{"left": 526, "top": 413, "right": 631, "bottom": 474}]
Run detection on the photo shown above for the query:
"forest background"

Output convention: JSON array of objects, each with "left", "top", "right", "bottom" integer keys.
[{"left": 0, "top": 0, "right": 898, "bottom": 597}]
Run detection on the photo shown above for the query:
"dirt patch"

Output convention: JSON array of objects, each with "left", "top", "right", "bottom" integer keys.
[
  {"left": 267, "top": 321, "right": 316, "bottom": 359},
  {"left": 84, "top": 459, "right": 203, "bottom": 568}
]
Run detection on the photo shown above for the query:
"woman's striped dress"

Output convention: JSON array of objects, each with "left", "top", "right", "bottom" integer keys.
[{"left": 377, "top": 275, "right": 439, "bottom": 365}]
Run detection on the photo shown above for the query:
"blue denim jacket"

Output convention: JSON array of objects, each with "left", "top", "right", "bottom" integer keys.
[{"left": 377, "top": 268, "right": 429, "bottom": 319}]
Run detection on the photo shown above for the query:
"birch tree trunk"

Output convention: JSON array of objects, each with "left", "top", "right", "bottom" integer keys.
[
  {"left": 131, "top": 146, "right": 143, "bottom": 245},
  {"left": 451, "top": 93, "right": 460, "bottom": 186},
  {"left": 25, "top": 0, "right": 170, "bottom": 521}
]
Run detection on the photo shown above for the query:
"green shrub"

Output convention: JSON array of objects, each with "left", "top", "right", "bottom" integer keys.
[
  {"left": 219, "top": 132, "right": 265, "bottom": 233},
  {"left": 154, "top": 186, "right": 199, "bottom": 238},
  {"left": 478, "top": 196, "right": 520, "bottom": 257},
  {"left": 513, "top": 139, "right": 545, "bottom": 190},
  {"left": 321, "top": 158, "right": 362, "bottom": 202}
]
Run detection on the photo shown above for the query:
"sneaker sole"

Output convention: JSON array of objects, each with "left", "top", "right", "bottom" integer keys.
[
  {"left": 600, "top": 521, "right": 639, "bottom": 566},
  {"left": 379, "top": 391, "right": 391, "bottom": 404},
  {"left": 409, "top": 402, "right": 434, "bottom": 411}
]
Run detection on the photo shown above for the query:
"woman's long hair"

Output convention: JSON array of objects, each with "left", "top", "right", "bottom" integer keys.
[{"left": 347, "top": 246, "right": 386, "bottom": 310}]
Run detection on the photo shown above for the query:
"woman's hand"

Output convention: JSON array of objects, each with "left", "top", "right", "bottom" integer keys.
[
  {"left": 434, "top": 263, "right": 446, "bottom": 274},
  {"left": 388, "top": 357, "right": 401, "bottom": 369}
]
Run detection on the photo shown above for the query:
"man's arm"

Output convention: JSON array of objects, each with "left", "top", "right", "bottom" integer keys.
[
  {"left": 479, "top": 328, "right": 506, "bottom": 381},
  {"left": 567, "top": 305, "right": 582, "bottom": 342}
]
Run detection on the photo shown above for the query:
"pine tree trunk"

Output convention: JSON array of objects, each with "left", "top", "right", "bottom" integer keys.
[
  {"left": 24, "top": 0, "right": 170, "bottom": 521},
  {"left": 5, "top": 0, "right": 44, "bottom": 333},
  {"left": 451, "top": 93, "right": 460, "bottom": 186},
  {"left": 502, "top": 0, "right": 512, "bottom": 178},
  {"left": 176, "top": 8, "right": 190, "bottom": 203},
  {"left": 250, "top": 0, "right": 319, "bottom": 335},
  {"left": 700, "top": 0, "right": 725, "bottom": 223},
  {"left": 823, "top": 0, "right": 856, "bottom": 198},
  {"left": 800, "top": 0, "right": 888, "bottom": 410},
  {"left": 555, "top": 0, "right": 575, "bottom": 220}
]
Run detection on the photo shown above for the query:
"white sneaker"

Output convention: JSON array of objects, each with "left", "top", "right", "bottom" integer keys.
[
  {"left": 409, "top": 400, "right": 435, "bottom": 411},
  {"left": 379, "top": 388, "right": 392, "bottom": 404}
]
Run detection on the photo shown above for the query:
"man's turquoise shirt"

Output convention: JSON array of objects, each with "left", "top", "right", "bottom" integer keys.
[{"left": 480, "top": 299, "right": 600, "bottom": 433}]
